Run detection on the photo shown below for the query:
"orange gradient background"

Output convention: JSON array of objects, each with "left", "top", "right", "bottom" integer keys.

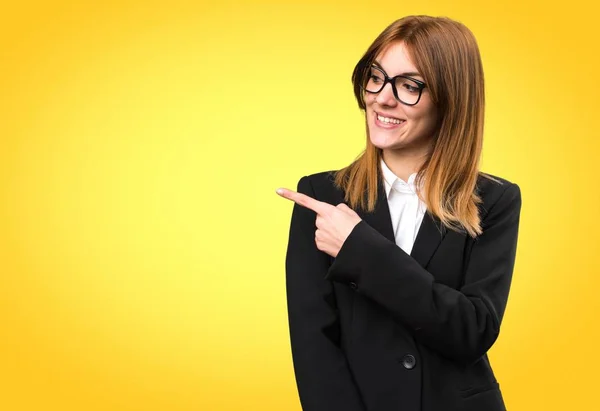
[{"left": 1, "top": 1, "right": 599, "bottom": 410}]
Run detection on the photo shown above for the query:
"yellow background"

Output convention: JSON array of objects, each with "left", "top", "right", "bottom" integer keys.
[{"left": 1, "top": 1, "right": 599, "bottom": 410}]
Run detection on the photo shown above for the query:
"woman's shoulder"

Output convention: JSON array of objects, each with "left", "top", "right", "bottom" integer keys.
[
  {"left": 302, "top": 170, "right": 339, "bottom": 185},
  {"left": 300, "top": 169, "right": 521, "bottom": 212},
  {"left": 476, "top": 171, "right": 520, "bottom": 201},
  {"left": 476, "top": 172, "right": 522, "bottom": 224},
  {"left": 302, "top": 169, "right": 519, "bottom": 192},
  {"left": 296, "top": 170, "right": 342, "bottom": 202}
]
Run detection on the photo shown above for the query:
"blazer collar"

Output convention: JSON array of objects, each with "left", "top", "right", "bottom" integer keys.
[{"left": 353, "top": 175, "right": 448, "bottom": 269}]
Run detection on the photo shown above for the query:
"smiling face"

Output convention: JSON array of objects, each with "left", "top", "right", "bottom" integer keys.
[{"left": 365, "top": 41, "right": 439, "bottom": 157}]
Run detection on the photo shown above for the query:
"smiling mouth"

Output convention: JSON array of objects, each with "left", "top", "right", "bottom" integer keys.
[{"left": 375, "top": 112, "right": 406, "bottom": 126}]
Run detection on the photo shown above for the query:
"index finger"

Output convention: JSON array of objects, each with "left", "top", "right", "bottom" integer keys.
[{"left": 276, "top": 187, "right": 331, "bottom": 215}]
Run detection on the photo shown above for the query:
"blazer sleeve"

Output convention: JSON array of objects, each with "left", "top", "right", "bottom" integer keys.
[
  {"left": 324, "top": 182, "right": 522, "bottom": 365},
  {"left": 285, "top": 176, "right": 367, "bottom": 411}
]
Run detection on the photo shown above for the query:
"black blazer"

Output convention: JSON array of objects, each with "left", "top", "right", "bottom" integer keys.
[{"left": 285, "top": 170, "right": 522, "bottom": 411}]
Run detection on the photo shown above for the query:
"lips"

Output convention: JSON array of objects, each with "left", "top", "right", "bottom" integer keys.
[
  {"left": 374, "top": 111, "right": 406, "bottom": 127},
  {"left": 376, "top": 111, "right": 405, "bottom": 121}
]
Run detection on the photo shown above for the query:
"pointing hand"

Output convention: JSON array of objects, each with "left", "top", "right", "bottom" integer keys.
[{"left": 276, "top": 187, "right": 362, "bottom": 258}]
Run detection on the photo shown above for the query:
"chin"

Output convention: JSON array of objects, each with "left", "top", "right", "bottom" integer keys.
[
  {"left": 368, "top": 130, "right": 406, "bottom": 150},
  {"left": 369, "top": 139, "right": 403, "bottom": 151}
]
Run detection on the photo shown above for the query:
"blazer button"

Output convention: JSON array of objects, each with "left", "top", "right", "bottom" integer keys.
[
  {"left": 400, "top": 354, "right": 416, "bottom": 370},
  {"left": 349, "top": 282, "right": 358, "bottom": 290}
]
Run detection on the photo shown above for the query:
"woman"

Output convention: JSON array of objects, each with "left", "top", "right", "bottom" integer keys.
[{"left": 276, "top": 15, "right": 521, "bottom": 411}]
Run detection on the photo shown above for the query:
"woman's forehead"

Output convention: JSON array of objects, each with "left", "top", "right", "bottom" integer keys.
[{"left": 375, "top": 42, "right": 419, "bottom": 76}]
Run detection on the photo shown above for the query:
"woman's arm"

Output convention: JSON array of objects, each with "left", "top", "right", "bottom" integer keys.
[
  {"left": 286, "top": 176, "right": 367, "bottom": 411},
  {"left": 324, "top": 183, "right": 522, "bottom": 365}
]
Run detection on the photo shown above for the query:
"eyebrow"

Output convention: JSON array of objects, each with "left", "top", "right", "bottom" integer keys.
[{"left": 372, "top": 60, "right": 422, "bottom": 78}]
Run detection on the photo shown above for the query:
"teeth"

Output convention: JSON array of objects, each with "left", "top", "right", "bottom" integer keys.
[{"left": 377, "top": 114, "right": 404, "bottom": 124}]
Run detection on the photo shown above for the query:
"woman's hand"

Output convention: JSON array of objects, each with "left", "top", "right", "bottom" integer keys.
[{"left": 276, "top": 187, "right": 362, "bottom": 258}]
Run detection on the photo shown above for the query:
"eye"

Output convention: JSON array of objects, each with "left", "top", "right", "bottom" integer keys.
[{"left": 399, "top": 80, "right": 420, "bottom": 93}]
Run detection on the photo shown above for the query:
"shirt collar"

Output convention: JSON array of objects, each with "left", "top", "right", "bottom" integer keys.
[{"left": 380, "top": 158, "right": 419, "bottom": 197}]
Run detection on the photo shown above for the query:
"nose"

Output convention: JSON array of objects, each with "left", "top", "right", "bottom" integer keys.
[{"left": 375, "top": 81, "right": 397, "bottom": 107}]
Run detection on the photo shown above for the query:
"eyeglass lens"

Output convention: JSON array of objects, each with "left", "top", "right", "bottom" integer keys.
[{"left": 365, "top": 66, "right": 422, "bottom": 105}]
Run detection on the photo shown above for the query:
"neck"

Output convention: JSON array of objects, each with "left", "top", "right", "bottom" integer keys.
[{"left": 382, "top": 147, "right": 429, "bottom": 183}]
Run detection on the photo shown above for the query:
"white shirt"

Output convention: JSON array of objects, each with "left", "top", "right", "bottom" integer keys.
[{"left": 380, "top": 158, "right": 427, "bottom": 255}]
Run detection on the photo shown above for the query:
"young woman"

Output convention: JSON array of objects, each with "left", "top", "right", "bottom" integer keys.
[{"left": 276, "top": 15, "right": 522, "bottom": 411}]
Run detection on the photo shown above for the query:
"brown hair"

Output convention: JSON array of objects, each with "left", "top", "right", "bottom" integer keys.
[{"left": 334, "top": 15, "right": 499, "bottom": 238}]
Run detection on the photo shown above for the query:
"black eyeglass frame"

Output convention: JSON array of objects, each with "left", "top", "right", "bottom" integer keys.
[{"left": 362, "top": 65, "right": 427, "bottom": 106}]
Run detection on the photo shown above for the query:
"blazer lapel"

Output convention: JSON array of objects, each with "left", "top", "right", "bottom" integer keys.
[
  {"left": 410, "top": 209, "right": 447, "bottom": 269},
  {"left": 354, "top": 175, "right": 448, "bottom": 269}
]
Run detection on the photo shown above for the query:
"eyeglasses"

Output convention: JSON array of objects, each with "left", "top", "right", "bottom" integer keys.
[{"left": 362, "top": 65, "right": 427, "bottom": 106}]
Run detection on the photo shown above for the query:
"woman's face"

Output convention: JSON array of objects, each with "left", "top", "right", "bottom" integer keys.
[{"left": 365, "top": 41, "right": 439, "bottom": 155}]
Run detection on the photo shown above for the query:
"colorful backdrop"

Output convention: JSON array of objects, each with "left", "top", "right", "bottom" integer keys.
[{"left": 1, "top": 1, "right": 599, "bottom": 410}]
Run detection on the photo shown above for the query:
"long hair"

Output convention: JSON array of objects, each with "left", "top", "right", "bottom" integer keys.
[{"left": 333, "top": 15, "right": 499, "bottom": 238}]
